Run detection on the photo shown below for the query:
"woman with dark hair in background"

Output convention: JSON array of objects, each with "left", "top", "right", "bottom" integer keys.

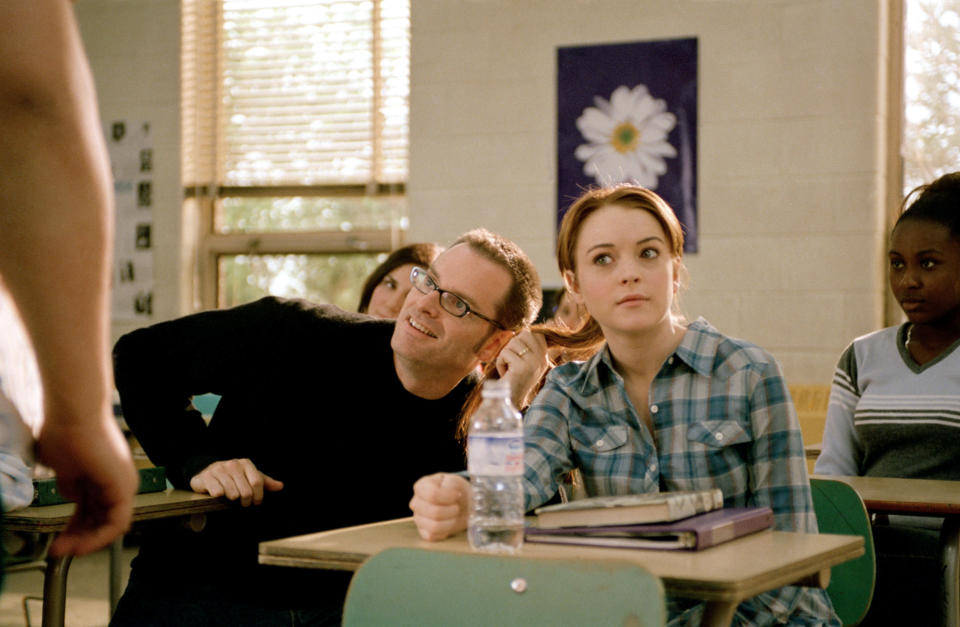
[{"left": 358, "top": 243, "right": 443, "bottom": 319}]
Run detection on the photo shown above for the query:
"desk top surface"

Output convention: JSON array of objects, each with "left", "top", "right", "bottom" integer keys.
[
  {"left": 813, "top": 474, "right": 960, "bottom": 515},
  {"left": 4, "top": 489, "right": 230, "bottom": 533},
  {"left": 259, "top": 517, "right": 862, "bottom": 603}
]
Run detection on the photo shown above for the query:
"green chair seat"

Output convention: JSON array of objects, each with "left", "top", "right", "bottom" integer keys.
[{"left": 811, "top": 477, "right": 876, "bottom": 626}]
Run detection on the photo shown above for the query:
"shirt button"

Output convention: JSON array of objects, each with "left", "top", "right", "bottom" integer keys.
[
  {"left": 714, "top": 432, "right": 724, "bottom": 441},
  {"left": 668, "top": 356, "right": 674, "bottom": 365},
  {"left": 650, "top": 405, "right": 659, "bottom": 414},
  {"left": 648, "top": 463, "right": 657, "bottom": 472},
  {"left": 596, "top": 439, "right": 604, "bottom": 447}
]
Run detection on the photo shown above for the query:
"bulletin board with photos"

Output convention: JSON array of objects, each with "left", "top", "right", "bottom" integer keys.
[{"left": 108, "top": 120, "right": 154, "bottom": 320}]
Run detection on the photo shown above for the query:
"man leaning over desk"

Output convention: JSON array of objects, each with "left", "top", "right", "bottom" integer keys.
[{"left": 110, "top": 229, "right": 550, "bottom": 627}]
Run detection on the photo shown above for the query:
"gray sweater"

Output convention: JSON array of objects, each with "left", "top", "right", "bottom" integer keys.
[{"left": 815, "top": 323, "right": 960, "bottom": 479}]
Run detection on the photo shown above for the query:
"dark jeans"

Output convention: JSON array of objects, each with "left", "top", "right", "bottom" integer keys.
[
  {"left": 860, "top": 517, "right": 943, "bottom": 627},
  {"left": 110, "top": 553, "right": 348, "bottom": 627}
]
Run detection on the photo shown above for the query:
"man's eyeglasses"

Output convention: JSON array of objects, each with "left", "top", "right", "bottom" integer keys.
[{"left": 409, "top": 267, "right": 506, "bottom": 330}]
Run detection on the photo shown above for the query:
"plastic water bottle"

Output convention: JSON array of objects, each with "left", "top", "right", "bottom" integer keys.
[{"left": 467, "top": 377, "right": 524, "bottom": 553}]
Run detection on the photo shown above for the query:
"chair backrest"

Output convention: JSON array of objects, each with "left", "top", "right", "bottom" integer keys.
[
  {"left": 810, "top": 478, "right": 876, "bottom": 626},
  {"left": 342, "top": 547, "right": 665, "bottom": 627},
  {"left": 789, "top": 384, "right": 830, "bottom": 474}
]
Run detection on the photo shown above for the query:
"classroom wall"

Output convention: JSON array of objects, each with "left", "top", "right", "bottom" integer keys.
[
  {"left": 407, "top": 0, "right": 894, "bottom": 385},
  {"left": 76, "top": 0, "right": 895, "bottom": 384},
  {"left": 74, "top": 0, "right": 185, "bottom": 342}
]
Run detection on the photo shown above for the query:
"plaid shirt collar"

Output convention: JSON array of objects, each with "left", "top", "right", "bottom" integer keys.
[{"left": 570, "top": 317, "right": 718, "bottom": 398}]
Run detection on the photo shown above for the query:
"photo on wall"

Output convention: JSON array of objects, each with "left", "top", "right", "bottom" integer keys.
[
  {"left": 108, "top": 119, "right": 154, "bottom": 320},
  {"left": 557, "top": 37, "right": 698, "bottom": 252}
]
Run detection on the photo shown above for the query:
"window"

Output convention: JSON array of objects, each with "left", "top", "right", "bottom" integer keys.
[
  {"left": 903, "top": 0, "right": 960, "bottom": 195},
  {"left": 182, "top": 0, "right": 410, "bottom": 311},
  {"left": 883, "top": 0, "right": 960, "bottom": 324}
]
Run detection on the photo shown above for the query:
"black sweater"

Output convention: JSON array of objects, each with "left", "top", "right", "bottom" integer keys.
[{"left": 113, "top": 297, "right": 473, "bottom": 604}]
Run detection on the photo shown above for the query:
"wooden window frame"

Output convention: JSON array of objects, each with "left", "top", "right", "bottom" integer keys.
[{"left": 182, "top": 1, "right": 408, "bottom": 311}]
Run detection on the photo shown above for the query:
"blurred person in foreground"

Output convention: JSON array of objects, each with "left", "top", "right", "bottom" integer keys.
[{"left": 0, "top": 0, "right": 137, "bottom": 561}]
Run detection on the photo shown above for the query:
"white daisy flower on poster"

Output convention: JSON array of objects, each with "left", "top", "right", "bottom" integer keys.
[{"left": 574, "top": 84, "right": 677, "bottom": 189}]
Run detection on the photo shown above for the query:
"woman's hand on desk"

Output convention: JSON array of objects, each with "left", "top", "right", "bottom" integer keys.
[
  {"left": 190, "top": 458, "right": 283, "bottom": 507},
  {"left": 409, "top": 473, "right": 469, "bottom": 541}
]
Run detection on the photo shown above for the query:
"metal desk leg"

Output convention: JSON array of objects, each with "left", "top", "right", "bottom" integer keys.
[
  {"left": 109, "top": 537, "right": 123, "bottom": 615},
  {"left": 941, "top": 517, "right": 960, "bottom": 627},
  {"left": 41, "top": 554, "right": 73, "bottom": 627}
]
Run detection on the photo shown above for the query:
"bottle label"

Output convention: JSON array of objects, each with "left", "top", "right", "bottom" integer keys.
[{"left": 468, "top": 434, "right": 523, "bottom": 476}]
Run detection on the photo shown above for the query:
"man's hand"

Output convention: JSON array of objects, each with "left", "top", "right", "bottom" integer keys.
[
  {"left": 189, "top": 458, "right": 283, "bottom": 507},
  {"left": 495, "top": 330, "right": 550, "bottom": 409},
  {"left": 35, "top": 414, "right": 138, "bottom": 557},
  {"left": 409, "top": 473, "right": 470, "bottom": 541}
]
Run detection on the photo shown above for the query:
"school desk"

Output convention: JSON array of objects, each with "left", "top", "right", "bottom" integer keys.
[
  {"left": 812, "top": 474, "right": 960, "bottom": 627},
  {"left": 259, "top": 516, "right": 863, "bottom": 627},
  {"left": 4, "top": 489, "right": 229, "bottom": 627}
]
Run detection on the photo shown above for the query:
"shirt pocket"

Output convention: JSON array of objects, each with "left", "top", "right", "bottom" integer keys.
[
  {"left": 680, "top": 420, "right": 754, "bottom": 491},
  {"left": 570, "top": 424, "right": 630, "bottom": 454},
  {"left": 686, "top": 420, "right": 752, "bottom": 448},
  {"left": 568, "top": 425, "right": 640, "bottom": 494}
]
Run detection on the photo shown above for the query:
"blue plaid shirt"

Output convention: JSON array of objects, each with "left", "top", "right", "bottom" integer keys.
[{"left": 523, "top": 318, "right": 839, "bottom": 627}]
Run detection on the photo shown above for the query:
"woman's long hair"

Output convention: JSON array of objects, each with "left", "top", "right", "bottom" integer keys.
[{"left": 455, "top": 184, "right": 687, "bottom": 445}]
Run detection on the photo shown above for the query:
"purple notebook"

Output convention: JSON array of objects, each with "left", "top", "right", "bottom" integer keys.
[{"left": 525, "top": 506, "right": 774, "bottom": 551}]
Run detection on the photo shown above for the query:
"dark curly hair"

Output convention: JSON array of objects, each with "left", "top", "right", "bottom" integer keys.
[{"left": 895, "top": 172, "right": 960, "bottom": 239}]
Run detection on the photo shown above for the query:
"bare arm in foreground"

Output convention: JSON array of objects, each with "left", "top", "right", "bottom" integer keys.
[{"left": 0, "top": 0, "right": 136, "bottom": 556}]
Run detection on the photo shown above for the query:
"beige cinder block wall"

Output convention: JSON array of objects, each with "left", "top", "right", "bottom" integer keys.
[
  {"left": 75, "top": 0, "right": 185, "bottom": 343},
  {"left": 407, "top": 0, "right": 894, "bottom": 385}
]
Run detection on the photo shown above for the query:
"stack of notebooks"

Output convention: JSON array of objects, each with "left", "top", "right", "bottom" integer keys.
[{"left": 526, "top": 488, "right": 774, "bottom": 551}]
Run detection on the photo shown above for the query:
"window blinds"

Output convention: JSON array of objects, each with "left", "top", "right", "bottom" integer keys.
[{"left": 182, "top": 0, "right": 409, "bottom": 189}]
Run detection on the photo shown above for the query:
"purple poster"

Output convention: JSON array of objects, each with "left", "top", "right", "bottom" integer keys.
[{"left": 557, "top": 38, "right": 698, "bottom": 252}]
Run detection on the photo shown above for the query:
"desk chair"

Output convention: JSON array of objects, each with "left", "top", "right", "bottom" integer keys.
[
  {"left": 789, "top": 384, "right": 830, "bottom": 474},
  {"left": 341, "top": 547, "right": 665, "bottom": 626},
  {"left": 4, "top": 532, "right": 53, "bottom": 627},
  {"left": 811, "top": 478, "right": 876, "bottom": 626}
]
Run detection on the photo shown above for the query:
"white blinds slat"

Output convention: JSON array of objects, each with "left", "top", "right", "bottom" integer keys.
[{"left": 183, "top": 0, "right": 409, "bottom": 188}]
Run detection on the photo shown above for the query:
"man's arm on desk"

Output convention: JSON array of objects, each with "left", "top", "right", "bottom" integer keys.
[
  {"left": 113, "top": 298, "right": 332, "bottom": 502},
  {"left": 189, "top": 458, "right": 282, "bottom": 507},
  {"left": 113, "top": 320, "right": 218, "bottom": 489},
  {"left": 113, "top": 299, "right": 295, "bottom": 487}
]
